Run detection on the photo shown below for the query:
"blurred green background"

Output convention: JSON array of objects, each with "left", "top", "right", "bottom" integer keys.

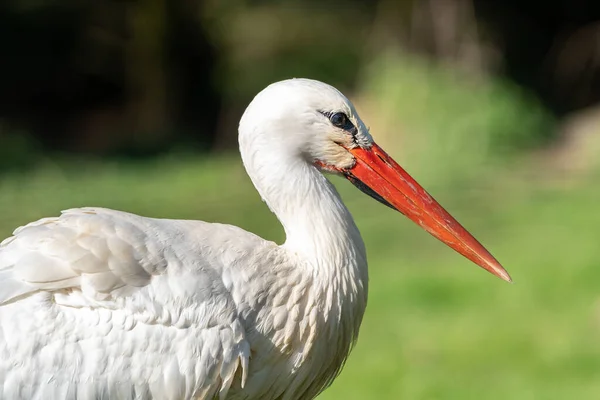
[{"left": 2, "top": 0, "right": 600, "bottom": 398}]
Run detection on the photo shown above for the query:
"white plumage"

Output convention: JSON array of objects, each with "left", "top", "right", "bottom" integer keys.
[{"left": 0, "top": 79, "right": 509, "bottom": 400}]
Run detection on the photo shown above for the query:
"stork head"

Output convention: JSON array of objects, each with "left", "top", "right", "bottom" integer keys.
[{"left": 239, "top": 78, "right": 511, "bottom": 282}]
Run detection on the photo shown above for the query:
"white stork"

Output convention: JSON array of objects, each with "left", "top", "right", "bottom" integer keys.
[{"left": 0, "top": 79, "right": 510, "bottom": 400}]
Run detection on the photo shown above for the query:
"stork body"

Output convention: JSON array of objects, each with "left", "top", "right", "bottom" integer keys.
[{"left": 0, "top": 79, "right": 509, "bottom": 400}]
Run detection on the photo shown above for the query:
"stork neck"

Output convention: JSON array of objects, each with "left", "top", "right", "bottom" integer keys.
[{"left": 244, "top": 152, "right": 367, "bottom": 274}]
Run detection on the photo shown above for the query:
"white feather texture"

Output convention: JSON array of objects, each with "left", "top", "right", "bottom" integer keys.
[{"left": 0, "top": 79, "right": 371, "bottom": 399}]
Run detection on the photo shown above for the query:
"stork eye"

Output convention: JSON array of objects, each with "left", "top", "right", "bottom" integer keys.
[{"left": 330, "top": 112, "right": 349, "bottom": 128}]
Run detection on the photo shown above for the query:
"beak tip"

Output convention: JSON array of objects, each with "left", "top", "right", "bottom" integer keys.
[
  {"left": 488, "top": 261, "right": 512, "bottom": 283},
  {"left": 498, "top": 271, "right": 513, "bottom": 283}
]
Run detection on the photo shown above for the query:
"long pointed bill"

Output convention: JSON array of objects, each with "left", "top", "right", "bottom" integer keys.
[{"left": 344, "top": 142, "right": 511, "bottom": 282}]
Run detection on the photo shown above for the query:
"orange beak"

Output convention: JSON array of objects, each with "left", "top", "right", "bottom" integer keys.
[{"left": 343, "top": 143, "right": 511, "bottom": 282}]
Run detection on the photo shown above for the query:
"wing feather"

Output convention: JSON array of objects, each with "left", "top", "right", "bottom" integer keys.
[
  {"left": 0, "top": 207, "right": 251, "bottom": 398},
  {"left": 0, "top": 207, "right": 163, "bottom": 304}
]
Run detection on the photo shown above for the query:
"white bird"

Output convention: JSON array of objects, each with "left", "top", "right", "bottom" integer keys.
[{"left": 0, "top": 79, "right": 511, "bottom": 400}]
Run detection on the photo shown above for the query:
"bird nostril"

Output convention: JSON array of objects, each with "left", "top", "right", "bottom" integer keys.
[{"left": 376, "top": 153, "right": 393, "bottom": 168}]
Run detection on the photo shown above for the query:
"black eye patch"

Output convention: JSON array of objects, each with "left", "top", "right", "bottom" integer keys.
[
  {"left": 319, "top": 111, "right": 357, "bottom": 136},
  {"left": 330, "top": 112, "right": 348, "bottom": 128}
]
